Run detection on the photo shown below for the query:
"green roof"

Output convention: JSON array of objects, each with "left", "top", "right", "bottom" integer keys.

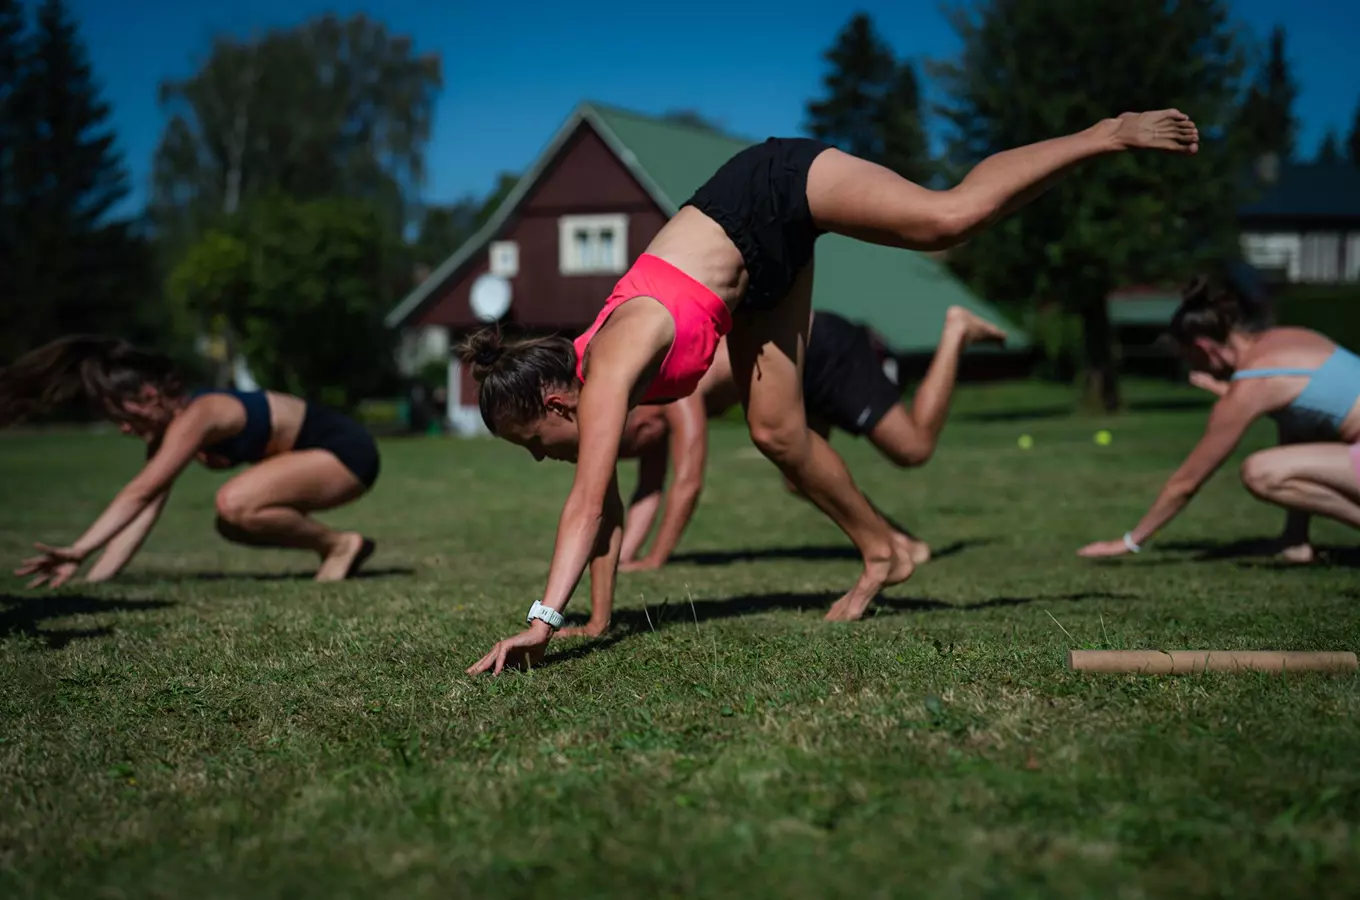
[
  {"left": 1108, "top": 292, "right": 1180, "bottom": 327},
  {"left": 390, "top": 101, "right": 1031, "bottom": 353}
]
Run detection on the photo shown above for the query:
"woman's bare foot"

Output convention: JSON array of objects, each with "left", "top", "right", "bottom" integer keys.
[
  {"left": 903, "top": 534, "right": 931, "bottom": 565},
  {"left": 316, "top": 533, "right": 374, "bottom": 582},
  {"left": 945, "top": 305, "right": 1007, "bottom": 347},
  {"left": 1276, "top": 542, "right": 1315, "bottom": 565},
  {"left": 1105, "top": 109, "right": 1199, "bottom": 154},
  {"left": 825, "top": 531, "right": 916, "bottom": 621}
]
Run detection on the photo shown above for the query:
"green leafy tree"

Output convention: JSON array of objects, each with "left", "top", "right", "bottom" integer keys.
[
  {"left": 1236, "top": 25, "right": 1298, "bottom": 162},
  {"left": 932, "top": 0, "right": 1250, "bottom": 410},
  {"left": 2, "top": 0, "right": 152, "bottom": 362},
  {"left": 805, "top": 13, "right": 932, "bottom": 181},
  {"left": 169, "top": 196, "right": 402, "bottom": 407},
  {"left": 150, "top": 14, "right": 441, "bottom": 249}
]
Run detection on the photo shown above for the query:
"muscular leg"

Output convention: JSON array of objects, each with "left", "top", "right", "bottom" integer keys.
[
  {"left": 1239, "top": 445, "right": 1360, "bottom": 530},
  {"left": 728, "top": 264, "right": 914, "bottom": 621},
  {"left": 805, "top": 112, "right": 1198, "bottom": 252},
  {"left": 868, "top": 306, "right": 1006, "bottom": 467},
  {"left": 214, "top": 450, "right": 373, "bottom": 582}
]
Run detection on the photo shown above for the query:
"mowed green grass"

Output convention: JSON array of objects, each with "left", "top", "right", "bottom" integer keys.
[{"left": 2, "top": 380, "right": 1359, "bottom": 899}]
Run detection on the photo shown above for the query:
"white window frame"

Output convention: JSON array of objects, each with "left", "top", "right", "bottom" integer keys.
[
  {"left": 489, "top": 240, "right": 519, "bottom": 278},
  {"left": 558, "top": 214, "right": 629, "bottom": 276}
]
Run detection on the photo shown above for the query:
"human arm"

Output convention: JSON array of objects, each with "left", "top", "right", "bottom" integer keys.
[
  {"left": 558, "top": 474, "right": 624, "bottom": 638},
  {"left": 466, "top": 306, "right": 671, "bottom": 675},
  {"left": 84, "top": 489, "right": 171, "bottom": 583},
  {"left": 621, "top": 393, "right": 708, "bottom": 571},
  {"left": 619, "top": 443, "right": 668, "bottom": 564},
  {"left": 1078, "top": 391, "right": 1262, "bottom": 557},
  {"left": 16, "top": 397, "right": 238, "bottom": 585}
]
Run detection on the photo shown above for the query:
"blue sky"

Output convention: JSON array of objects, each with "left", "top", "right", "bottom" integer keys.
[{"left": 66, "top": 0, "right": 1360, "bottom": 216}]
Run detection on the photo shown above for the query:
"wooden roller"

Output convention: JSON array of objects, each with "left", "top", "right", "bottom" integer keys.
[{"left": 1067, "top": 650, "right": 1358, "bottom": 675}]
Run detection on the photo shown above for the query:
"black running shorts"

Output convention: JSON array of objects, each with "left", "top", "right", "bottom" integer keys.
[
  {"left": 801, "top": 311, "right": 902, "bottom": 436},
  {"left": 682, "top": 137, "right": 834, "bottom": 311}
]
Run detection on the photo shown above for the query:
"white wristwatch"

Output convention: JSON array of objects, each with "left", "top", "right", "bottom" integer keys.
[{"left": 526, "top": 600, "right": 564, "bottom": 630}]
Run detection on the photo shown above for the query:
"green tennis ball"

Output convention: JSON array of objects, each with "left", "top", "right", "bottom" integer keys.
[
  {"left": 1018, "top": 434, "right": 1034, "bottom": 450},
  {"left": 1094, "top": 429, "right": 1113, "bottom": 446}
]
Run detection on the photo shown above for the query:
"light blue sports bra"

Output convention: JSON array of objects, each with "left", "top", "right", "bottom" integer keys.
[{"left": 1231, "top": 346, "right": 1360, "bottom": 430}]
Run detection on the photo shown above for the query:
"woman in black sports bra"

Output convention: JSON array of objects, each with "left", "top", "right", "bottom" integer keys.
[{"left": 2, "top": 336, "right": 380, "bottom": 587}]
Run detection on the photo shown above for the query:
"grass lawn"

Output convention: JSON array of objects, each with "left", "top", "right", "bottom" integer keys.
[{"left": 2, "top": 380, "right": 1358, "bottom": 898}]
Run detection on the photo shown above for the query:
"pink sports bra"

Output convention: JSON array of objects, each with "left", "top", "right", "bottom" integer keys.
[{"left": 574, "top": 253, "right": 733, "bottom": 403}]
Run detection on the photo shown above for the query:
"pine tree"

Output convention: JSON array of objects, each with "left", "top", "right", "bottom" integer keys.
[
  {"left": 805, "top": 13, "right": 897, "bottom": 162},
  {"left": 878, "top": 62, "right": 933, "bottom": 185},
  {"left": 805, "top": 12, "right": 933, "bottom": 181},
  {"left": 1315, "top": 130, "right": 1342, "bottom": 164},
  {"left": 6, "top": 0, "right": 149, "bottom": 352},
  {"left": 1237, "top": 25, "right": 1299, "bottom": 162},
  {"left": 1346, "top": 96, "right": 1360, "bottom": 166}
]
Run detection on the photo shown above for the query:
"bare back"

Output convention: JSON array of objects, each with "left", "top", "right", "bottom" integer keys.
[{"left": 1230, "top": 328, "right": 1360, "bottom": 441}]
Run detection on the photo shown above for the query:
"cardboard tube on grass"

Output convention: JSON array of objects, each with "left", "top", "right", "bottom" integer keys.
[{"left": 1067, "top": 650, "right": 1357, "bottom": 675}]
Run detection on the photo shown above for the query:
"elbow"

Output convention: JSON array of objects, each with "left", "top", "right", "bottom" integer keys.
[{"left": 1165, "top": 478, "right": 1200, "bottom": 503}]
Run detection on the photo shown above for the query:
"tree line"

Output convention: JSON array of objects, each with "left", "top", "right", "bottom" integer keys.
[{"left": 2, "top": 0, "right": 1358, "bottom": 410}]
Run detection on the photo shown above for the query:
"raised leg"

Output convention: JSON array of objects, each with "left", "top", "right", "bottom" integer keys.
[
  {"left": 214, "top": 450, "right": 373, "bottom": 582},
  {"left": 727, "top": 264, "right": 914, "bottom": 621},
  {"left": 805, "top": 111, "right": 1199, "bottom": 252},
  {"left": 868, "top": 306, "right": 1006, "bottom": 467}
]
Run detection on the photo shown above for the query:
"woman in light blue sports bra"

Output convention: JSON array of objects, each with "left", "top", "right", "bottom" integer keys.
[{"left": 1079, "top": 275, "right": 1360, "bottom": 559}]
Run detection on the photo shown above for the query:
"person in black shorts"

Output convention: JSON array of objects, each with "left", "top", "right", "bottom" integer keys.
[
  {"left": 4, "top": 335, "right": 380, "bottom": 587},
  {"left": 534, "top": 306, "right": 1005, "bottom": 639},
  {"left": 465, "top": 110, "right": 1199, "bottom": 671}
]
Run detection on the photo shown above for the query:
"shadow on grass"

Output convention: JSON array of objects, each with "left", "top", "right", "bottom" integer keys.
[
  {"left": 122, "top": 566, "right": 416, "bottom": 584},
  {"left": 1125, "top": 397, "right": 1214, "bottom": 413},
  {"left": 1156, "top": 539, "right": 1360, "bottom": 569},
  {"left": 667, "top": 539, "right": 995, "bottom": 567},
  {"left": 0, "top": 592, "right": 176, "bottom": 649},
  {"left": 563, "top": 588, "right": 1129, "bottom": 637}
]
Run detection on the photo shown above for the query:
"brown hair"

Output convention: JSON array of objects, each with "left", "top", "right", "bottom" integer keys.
[
  {"left": 1168, "top": 275, "right": 1268, "bottom": 345},
  {"left": 457, "top": 329, "right": 578, "bottom": 433},
  {"left": 0, "top": 335, "right": 183, "bottom": 427}
]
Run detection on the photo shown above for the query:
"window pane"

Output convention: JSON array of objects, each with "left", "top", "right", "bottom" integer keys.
[
  {"left": 575, "top": 229, "right": 590, "bottom": 268},
  {"left": 598, "top": 229, "right": 615, "bottom": 268}
]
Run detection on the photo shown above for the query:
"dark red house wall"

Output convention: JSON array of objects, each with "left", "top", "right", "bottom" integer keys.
[{"left": 416, "top": 123, "right": 667, "bottom": 332}]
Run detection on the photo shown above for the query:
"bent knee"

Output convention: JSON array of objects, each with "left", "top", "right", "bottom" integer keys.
[
  {"left": 1240, "top": 454, "right": 1283, "bottom": 496},
  {"left": 884, "top": 441, "right": 933, "bottom": 468},
  {"left": 214, "top": 483, "right": 257, "bottom": 525},
  {"left": 748, "top": 420, "right": 810, "bottom": 465}
]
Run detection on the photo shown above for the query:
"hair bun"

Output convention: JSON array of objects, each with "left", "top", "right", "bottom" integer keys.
[{"left": 474, "top": 346, "right": 501, "bottom": 367}]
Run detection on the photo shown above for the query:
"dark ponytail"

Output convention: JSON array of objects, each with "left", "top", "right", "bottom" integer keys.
[
  {"left": 0, "top": 335, "right": 183, "bottom": 427},
  {"left": 456, "top": 329, "right": 577, "bottom": 433},
  {"left": 1168, "top": 274, "right": 1269, "bottom": 345}
]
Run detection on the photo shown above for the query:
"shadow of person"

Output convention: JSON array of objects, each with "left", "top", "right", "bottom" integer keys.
[{"left": 0, "top": 592, "right": 176, "bottom": 649}]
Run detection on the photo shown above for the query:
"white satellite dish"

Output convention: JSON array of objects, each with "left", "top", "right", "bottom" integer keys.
[{"left": 469, "top": 273, "right": 511, "bottom": 322}]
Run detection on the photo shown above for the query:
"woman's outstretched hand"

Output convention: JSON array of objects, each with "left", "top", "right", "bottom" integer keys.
[
  {"left": 15, "top": 543, "right": 85, "bottom": 588},
  {"left": 466, "top": 620, "right": 553, "bottom": 676},
  {"left": 1076, "top": 539, "right": 1131, "bottom": 558}
]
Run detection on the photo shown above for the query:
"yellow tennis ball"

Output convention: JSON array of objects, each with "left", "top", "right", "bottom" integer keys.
[
  {"left": 1094, "top": 429, "right": 1112, "bottom": 446},
  {"left": 1018, "top": 434, "right": 1034, "bottom": 450}
]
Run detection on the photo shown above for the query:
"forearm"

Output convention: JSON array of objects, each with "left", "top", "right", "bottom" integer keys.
[
  {"left": 641, "top": 481, "right": 702, "bottom": 565},
  {"left": 86, "top": 493, "right": 166, "bottom": 582},
  {"left": 71, "top": 487, "right": 160, "bottom": 559},
  {"left": 620, "top": 492, "right": 661, "bottom": 562},
  {"left": 1128, "top": 482, "right": 1195, "bottom": 546},
  {"left": 540, "top": 490, "right": 609, "bottom": 614},
  {"left": 585, "top": 510, "right": 624, "bottom": 632}
]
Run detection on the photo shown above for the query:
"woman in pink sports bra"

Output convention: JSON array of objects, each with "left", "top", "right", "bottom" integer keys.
[{"left": 464, "top": 109, "right": 1202, "bottom": 676}]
